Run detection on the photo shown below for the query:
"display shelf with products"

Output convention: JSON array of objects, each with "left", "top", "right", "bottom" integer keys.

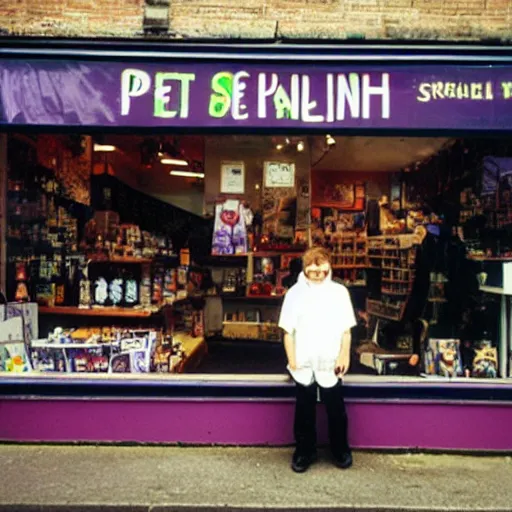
[
  {"left": 221, "top": 321, "right": 282, "bottom": 343},
  {"left": 88, "top": 256, "right": 153, "bottom": 264},
  {"left": 220, "top": 294, "right": 284, "bottom": 301},
  {"left": 366, "top": 298, "right": 405, "bottom": 322},
  {"left": 38, "top": 306, "right": 160, "bottom": 318},
  {"left": 366, "top": 235, "right": 418, "bottom": 322},
  {"left": 28, "top": 326, "right": 206, "bottom": 375},
  {"left": 330, "top": 234, "right": 368, "bottom": 285}
]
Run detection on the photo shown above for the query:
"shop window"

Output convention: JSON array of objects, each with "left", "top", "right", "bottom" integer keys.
[{"left": 1, "top": 133, "right": 510, "bottom": 383}]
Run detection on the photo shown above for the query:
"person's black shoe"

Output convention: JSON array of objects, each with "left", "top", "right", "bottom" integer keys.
[
  {"left": 334, "top": 451, "right": 353, "bottom": 469},
  {"left": 291, "top": 451, "right": 316, "bottom": 473}
]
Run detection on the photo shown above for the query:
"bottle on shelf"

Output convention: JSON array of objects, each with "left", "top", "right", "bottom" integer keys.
[
  {"left": 78, "top": 263, "right": 92, "bottom": 309},
  {"left": 124, "top": 268, "right": 139, "bottom": 307}
]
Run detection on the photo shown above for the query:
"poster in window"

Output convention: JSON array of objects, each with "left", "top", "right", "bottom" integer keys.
[
  {"left": 211, "top": 199, "right": 248, "bottom": 255},
  {"left": 311, "top": 171, "right": 365, "bottom": 210},
  {"left": 264, "top": 162, "right": 295, "bottom": 188},
  {"left": 220, "top": 161, "right": 245, "bottom": 194}
]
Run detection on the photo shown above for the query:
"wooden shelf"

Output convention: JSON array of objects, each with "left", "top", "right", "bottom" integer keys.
[
  {"left": 332, "top": 264, "right": 367, "bottom": 269},
  {"left": 382, "top": 278, "right": 412, "bottom": 284},
  {"left": 221, "top": 295, "right": 284, "bottom": 300},
  {"left": 368, "top": 255, "right": 400, "bottom": 260},
  {"left": 381, "top": 266, "right": 413, "bottom": 272},
  {"left": 88, "top": 256, "right": 153, "bottom": 264},
  {"left": 38, "top": 306, "right": 160, "bottom": 318},
  {"left": 382, "top": 289, "right": 409, "bottom": 296},
  {"left": 468, "top": 255, "right": 512, "bottom": 262},
  {"left": 211, "top": 251, "right": 303, "bottom": 258}
]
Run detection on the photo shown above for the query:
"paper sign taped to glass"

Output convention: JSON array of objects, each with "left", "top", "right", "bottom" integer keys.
[
  {"left": 0, "top": 302, "right": 39, "bottom": 342},
  {"left": 0, "top": 318, "right": 32, "bottom": 373}
]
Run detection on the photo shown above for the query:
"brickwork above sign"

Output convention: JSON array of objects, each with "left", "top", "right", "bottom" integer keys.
[{"left": 0, "top": 0, "right": 511, "bottom": 41}]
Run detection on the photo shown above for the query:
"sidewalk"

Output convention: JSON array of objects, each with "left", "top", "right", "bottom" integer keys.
[{"left": 0, "top": 445, "right": 511, "bottom": 511}]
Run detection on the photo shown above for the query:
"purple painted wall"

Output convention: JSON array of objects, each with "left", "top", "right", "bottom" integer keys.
[{"left": 1, "top": 398, "right": 511, "bottom": 451}]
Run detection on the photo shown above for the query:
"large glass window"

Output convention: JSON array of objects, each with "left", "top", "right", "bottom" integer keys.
[{"left": 1, "top": 132, "right": 509, "bottom": 381}]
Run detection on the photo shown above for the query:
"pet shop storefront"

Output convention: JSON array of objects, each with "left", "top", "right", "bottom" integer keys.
[{"left": 0, "top": 39, "right": 512, "bottom": 452}]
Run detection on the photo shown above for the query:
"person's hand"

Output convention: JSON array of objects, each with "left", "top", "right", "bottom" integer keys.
[
  {"left": 288, "top": 357, "right": 298, "bottom": 371},
  {"left": 335, "top": 352, "right": 350, "bottom": 377}
]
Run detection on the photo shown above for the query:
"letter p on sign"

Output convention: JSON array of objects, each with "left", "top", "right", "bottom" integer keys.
[{"left": 121, "top": 69, "right": 151, "bottom": 116}]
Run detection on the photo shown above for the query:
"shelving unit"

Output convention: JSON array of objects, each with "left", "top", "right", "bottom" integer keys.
[
  {"left": 38, "top": 306, "right": 159, "bottom": 318},
  {"left": 366, "top": 235, "right": 418, "bottom": 321},
  {"left": 221, "top": 294, "right": 284, "bottom": 301},
  {"left": 87, "top": 256, "right": 153, "bottom": 264},
  {"left": 221, "top": 320, "right": 282, "bottom": 343},
  {"left": 330, "top": 234, "right": 368, "bottom": 285}
]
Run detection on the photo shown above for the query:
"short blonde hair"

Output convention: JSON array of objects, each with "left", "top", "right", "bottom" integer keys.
[{"left": 302, "top": 247, "right": 331, "bottom": 268}]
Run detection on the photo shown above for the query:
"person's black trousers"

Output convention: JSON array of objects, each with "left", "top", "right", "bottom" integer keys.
[{"left": 294, "top": 380, "right": 350, "bottom": 457}]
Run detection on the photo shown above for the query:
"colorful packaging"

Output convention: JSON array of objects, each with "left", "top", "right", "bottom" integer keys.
[
  {"left": 424, "top": 339, "right": 463, "bottom": 378},
  {"left": 30, "top": 346, "right": 68, "bottom": 372},
  {"left": 472, "top": 346, "right": 498, "bottom": 378},
  {"left": 0, "top": 341, "right": 32, "bottom": 373}
]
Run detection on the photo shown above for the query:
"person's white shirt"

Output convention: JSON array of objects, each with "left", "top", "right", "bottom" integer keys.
[{"left": 278, "top": 271, "right": 357, "bottom": 388}]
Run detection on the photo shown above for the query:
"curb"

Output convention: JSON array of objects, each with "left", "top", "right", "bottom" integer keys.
[{"left": 1, "top": 506, "right": 511, "bottom": 512}]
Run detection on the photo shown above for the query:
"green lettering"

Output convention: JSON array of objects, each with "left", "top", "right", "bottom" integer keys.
[
  {"left": 445, "top": 83, "right": 457, "bottom": 99},
  {"left": 456, "top": 83, "right": 470, "bottom": 99},
  {"left": 502, "top": 82, "right": 512, "bottom": 100},
  {"left": 431, "top": 82, "right": 445, "bottom": 100},
  {"left": 471, "top": 83, "right": 483, "bottom": 100},
  {"left": 417, "top": 83, "right": 431, "bottom": 103},
  {"left": 273, "top": 85, "right": 294, "bottom": 119},
  {"left": 154, "top": 73, "right": 177, "bottom": 118},
  {"left": 209, "top": 72, "right": 233, "bottom": 118}
]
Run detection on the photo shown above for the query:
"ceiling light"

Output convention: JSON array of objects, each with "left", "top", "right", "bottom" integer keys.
[
  {"left": 161, "top": 158, "right": 189, "bottom": 166},
  {"left": 325, "top": 134, "right": 336, "bottom": 146},
  {"left": 170, "top": 170, "right": 205, "bottom": 179},
  {"left": 276, "top": 144, "right": 284, "bottom": 151},
  {"left": 297, "top": 141, "right": 304, "bottom": 152},
  {"left": 94, "top": 144, "right": 116, "bottom": 152}
]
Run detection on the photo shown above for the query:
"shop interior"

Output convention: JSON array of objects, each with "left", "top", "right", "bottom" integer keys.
[{"left": 2, "top": 132, "right": 510, "bottom": 380}]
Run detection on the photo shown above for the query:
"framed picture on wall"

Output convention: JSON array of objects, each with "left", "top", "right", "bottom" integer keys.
[
  {"left": 221, "top": 161, "right": 245, "bottom": 194},
  {"left": 311, "top": 170, "right": 365, "bottom": 210},
  {"left": 264, "top": 161, "right": 295, "bottom": 188}
]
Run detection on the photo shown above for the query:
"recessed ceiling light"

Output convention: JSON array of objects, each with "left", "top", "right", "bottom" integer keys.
[
  {"left": 161, "top": 158, "right": 188, "bottom": 166},
  {"left": 94, "top": 144, "right": 116, "bottom": 152},
  {"left": 170, "top": 170, "right": 205, "bottom": 179}
]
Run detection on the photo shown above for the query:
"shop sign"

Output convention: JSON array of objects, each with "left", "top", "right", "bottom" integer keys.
[{"left": 0, "top": 59, "right": 512, "bottom": 130}]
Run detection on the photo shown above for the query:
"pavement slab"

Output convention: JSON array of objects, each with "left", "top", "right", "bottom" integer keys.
[{"left": 0, "top": 445, "right": 511, "bottom": 511}]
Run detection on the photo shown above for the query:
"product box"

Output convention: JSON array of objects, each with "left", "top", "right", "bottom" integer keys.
[
  {"left": 424, "top": 339, "right": 463, "bottom": 378},
  {"left": 472, "top": 345, "right": 498, "bottom": 378},
  {"left": 0, "top": 340, "right": 32, "bottom": 373},
  {"left": 30, "top": 346, "right": 68, "bottom": 372},
  {"left": 67, "top": 347, "right": 110, "bottom": 373}
]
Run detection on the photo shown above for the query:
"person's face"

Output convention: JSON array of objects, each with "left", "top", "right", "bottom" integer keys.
[{"left": 305, "top": 260, "right": 330, "bottom": 284}]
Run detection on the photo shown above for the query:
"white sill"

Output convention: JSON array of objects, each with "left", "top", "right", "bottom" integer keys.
[{"left": 1, "top": 372, "right": 512, "bottom": 386}]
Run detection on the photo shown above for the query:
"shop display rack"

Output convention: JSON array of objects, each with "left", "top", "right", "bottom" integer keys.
[
  {"left": 38, "top": 306, "right": 159, "bottom": 318},
  {"left": 330, "top": 233, "right": 368, "bottom": 285},
  {"left": 366, "top": 235, "right": 418, "bottom": 322}
]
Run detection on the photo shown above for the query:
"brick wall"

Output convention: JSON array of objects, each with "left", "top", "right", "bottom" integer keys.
[{"left": 0, "top": 0, "right": 511, "bottom": 41}]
